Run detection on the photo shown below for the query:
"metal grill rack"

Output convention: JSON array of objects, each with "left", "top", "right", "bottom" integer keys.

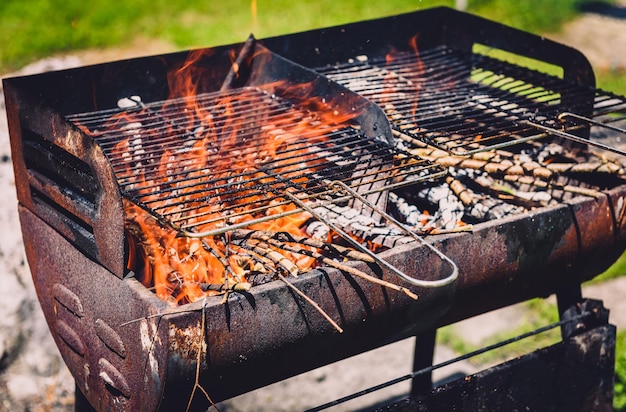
[
  {"left": 317, "top": 46, "right": 626, "bottom": 156},
  {"left": 67, "top": 87, "right": 446, "bottom": 236}
]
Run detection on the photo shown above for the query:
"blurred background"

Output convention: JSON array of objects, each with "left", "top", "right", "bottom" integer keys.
[
  {"left": 0, "top": 0, "right": 624, "bottom": 92},
  {"left": 0, "top": 0, "right": 625, "bottom": 410}
]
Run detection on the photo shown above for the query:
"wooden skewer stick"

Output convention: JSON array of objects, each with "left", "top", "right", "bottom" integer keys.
[
  {"left": 321, "top": 258, "right": 418, "bottom": 300},
  {"left": 502, "top": 174, "right": 604, "bottom": 198},
  {"left": 241, "top": 236, "right": 419, "bottom": 300},
  {"left": 198, "top": 282, "right": 252, "bottom": 293},
  {"left": 546, "top": 161, "right": 623, "bottom": 175},
  {"left": 229, "top": 229, "right": 375, "bottom": 263},
  {"left": 445, "top": 176, "right": 474, "bottom": 206},
  {"left": 472, "top": 177, "right": 548, "bottom": 209},
  {"left": 410, "top": 146, "right": 555, "bottom": 179},
  {"left": 242, "top": 238, "right": 300, "bottom": 277},
  {"left": 276, "top": 273, "right": 343, "bottom": 334}
]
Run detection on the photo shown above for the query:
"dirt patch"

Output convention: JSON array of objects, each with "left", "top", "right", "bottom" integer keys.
[{"left": 549, "top": 4, "right": 626, "bottom": 71}]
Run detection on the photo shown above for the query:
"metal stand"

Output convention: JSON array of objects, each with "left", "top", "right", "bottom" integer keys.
[
  {"left": 395, "top": 298, "right": 616, "bottom": 411},
  {"left": 410, "top": 328, "right": 437, "bottom": 397}
]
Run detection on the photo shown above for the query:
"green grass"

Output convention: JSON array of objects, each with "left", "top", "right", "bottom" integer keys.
[
  {"left": 437, "top": 298, "right": 561, "bottom": 367},
  {"left": 596, "top": 68, "right": 626, "bottom": 96},
  {"left": 617, "top": 329, "right": 626, "bottom": 411},
  {"left": 0, "top": 0, "right": 455, "bottom": 73},
  {"left": 467, "top": 0, "right": 598, "bottom": 33},
  {"left": 0, "top": 0, "right": 615, "bottom": 74}
]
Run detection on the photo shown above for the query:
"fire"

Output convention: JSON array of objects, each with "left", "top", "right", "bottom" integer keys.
[{"left": 77, "top": 46, "right": 367, "bottom": 305}]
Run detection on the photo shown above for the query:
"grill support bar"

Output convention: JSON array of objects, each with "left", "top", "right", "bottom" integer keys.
[{"left": 306, "top": 298, "right": 614, "bottom": 411}]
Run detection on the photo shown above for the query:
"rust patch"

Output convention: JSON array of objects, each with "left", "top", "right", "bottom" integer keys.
[{"left": 168, "top": 322, "right": 205, "bottom": 363}]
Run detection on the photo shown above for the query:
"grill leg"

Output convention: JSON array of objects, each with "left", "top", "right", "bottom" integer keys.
[
  {"left": 556, "top": 283, "right": 583, "bottom": 339},
  {"left": 410, "top": 328, "right": 437, "bottom": 397}
]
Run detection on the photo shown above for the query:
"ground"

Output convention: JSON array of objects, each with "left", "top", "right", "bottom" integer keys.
[{"left": 0, "top": 4, "right": 625, "bottom": 411}]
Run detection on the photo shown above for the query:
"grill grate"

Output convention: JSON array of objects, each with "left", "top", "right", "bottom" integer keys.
[
  {"left": 317, "top": 46, "right": 626, "bottom": 155},
  {"left": 67, "top": 86, "right": 446, "bottom": 235}
]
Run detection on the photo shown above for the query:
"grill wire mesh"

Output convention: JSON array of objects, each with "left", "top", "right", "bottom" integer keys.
[
  {"left": 317, "top": 46, "right": 626, "bottom": 155},
  {"left": 67, "top": 86, "right": 446, "bottom": 234},
  {"left": 310, "top": 45, "right": 626, "bottom": 229}
]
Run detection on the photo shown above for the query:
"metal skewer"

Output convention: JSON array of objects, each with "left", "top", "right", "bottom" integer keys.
[{"left": 523, "top": 119, "right": 626, "bottom": 157}]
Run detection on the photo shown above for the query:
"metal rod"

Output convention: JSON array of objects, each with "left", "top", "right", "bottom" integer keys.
[
  {"left": 523, "top": 120, "right": 626, "bottom": 157},
  {"left": 327, "top": 180, "right": 458, "bottom": 288},
  {"left": 558, "top": 111, "right": 626, "bottom": 134}
]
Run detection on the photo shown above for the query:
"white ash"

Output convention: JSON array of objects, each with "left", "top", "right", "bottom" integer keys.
[
  {"left": 306, "top": 203, "right": 414, "bottom": 249},
  {"left": 418, "top": 181, "right": 466, "bottom": 230},
  {"left": 117, "top": 95, "right": 143, "bottom": 109},
  {"left": 387, "top": 192, "right": 435, "bottom": 228}
]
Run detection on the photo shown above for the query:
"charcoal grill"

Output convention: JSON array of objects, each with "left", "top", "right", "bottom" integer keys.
[{"left": 3, "top": 6, "right": 626, "bottom": 411}]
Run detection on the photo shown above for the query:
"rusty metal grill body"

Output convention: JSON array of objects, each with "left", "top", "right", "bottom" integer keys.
[{"left": 3, "top": 6, "right": 626, "bottom": 411}]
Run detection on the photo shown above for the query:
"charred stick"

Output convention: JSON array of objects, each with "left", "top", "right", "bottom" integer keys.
[
  {"left": 392, "top": 128, "right": 429, "bottom": 148},
  {"left": 229, "top": 229, "right": 375, "bottom": 263},
  {"left": 244, "top": 234, "right": 418, "bottom": 300},
  {"left": 200, "top": 239, "right": 228, "bottom": 266},
  {"left": 471, "top": 176, "right": 548, "bottom": 209},
  {"left": 321, "top": 258, "right": 418, "bottom": 300},
  {"left": 425, "top": 226, "right": 474, "bottom": 235},
  {"left": 198, "top": 282, "right": 252, "bottom": 293},
  {"left": 220, "top": 34, "right": 256, "bottom": 91},
  {"left": 186, "top": 299, "right": 218, "bottom": 412},
  {"left": 395, "top": 127, "right": 521, "bottom": 164},
  {"left": 231, "top": 231, "right": 419, "bottom": 299},
  {"left": 241, "top": 238, "right": 300, "bottom": 277},
  {"left": 545, "top": 161, "right": 623, "bottom": 175},
  {"left": 502, "top": 174, "right": 604, "bottom": 198},
  {"left": 445, "top": 176, "right": 474, "bottom": 206},
  {"left": 276, "top": 273, "right": 343, "bottom": 333},
  {"left": 411, "top": 147, "right": 554, "bottom": 179},
  {"left": 411, "top": 143, "right": 623, "bottom": 179}
]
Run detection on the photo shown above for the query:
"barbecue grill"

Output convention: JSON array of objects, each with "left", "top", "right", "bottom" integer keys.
[{"left": 3, "top": 6, "right": 625, "bottom": 411}]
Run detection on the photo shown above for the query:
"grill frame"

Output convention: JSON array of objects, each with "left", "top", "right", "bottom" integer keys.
[{"left": 3, "top": 6, "right": 626, "bottom": 411}]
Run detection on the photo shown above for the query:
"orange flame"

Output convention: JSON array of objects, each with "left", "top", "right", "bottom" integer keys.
[{"left": 82, "top": 46, "right": 367, "bottom": 305}]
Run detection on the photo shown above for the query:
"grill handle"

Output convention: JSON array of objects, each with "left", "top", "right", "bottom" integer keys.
[
  {"left": 5, "top": 85, "right": 125, "bottom": 277},
  {"left": 284, "top": 181, "right": 458, "bottom": 289}
]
